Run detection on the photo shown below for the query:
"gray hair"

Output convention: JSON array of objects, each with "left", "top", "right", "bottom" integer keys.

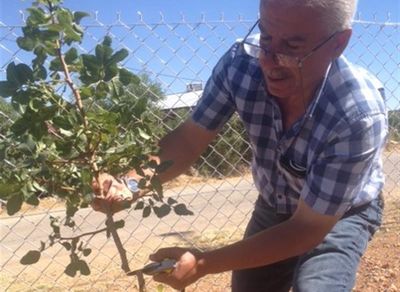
[{"left": 261, "top": 0, "right": 358, "bottom": 32}]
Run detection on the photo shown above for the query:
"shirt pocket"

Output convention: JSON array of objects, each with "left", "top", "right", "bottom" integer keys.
[{"left": 277, "top": 154, "right": 307, "bottom": 194}]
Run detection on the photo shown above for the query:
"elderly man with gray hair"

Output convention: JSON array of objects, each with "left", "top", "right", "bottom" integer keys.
[{"left": 92, "top": 0, "right": 388, "bottom": 291}]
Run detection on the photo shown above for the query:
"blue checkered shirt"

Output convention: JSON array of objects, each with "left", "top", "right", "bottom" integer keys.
[{"left": 191, "top": 41, "right": 388, "bottom": 216}]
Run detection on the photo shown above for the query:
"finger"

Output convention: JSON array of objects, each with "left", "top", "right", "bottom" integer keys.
[
  {"left": 152, "top": 272, "right": 172, "bottom": 284},
  {"left": 91, "top": 198, "right": 107, "bottom": 213},
  {"left": 91, "top": 198, "right": 100, "bottom": 211},
  {"left": 105, "top": 183, "right": 117, "bottom": 198},
  {"left": 153, "top": 272, "right": 186, "bottom": 291},
  {"left": 92, "top": 179, "right": 100, "bottom": 196},
  {"left": 102, "top": 179, "right": 113, "bottom": 196}
]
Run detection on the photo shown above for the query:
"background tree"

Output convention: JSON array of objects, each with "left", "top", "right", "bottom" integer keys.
[
  {"left": 388, "top": 110, "right": 400, "bottom": 142},
  {"left": 0, "top": 99, "right": 18, "bottom": 135}
]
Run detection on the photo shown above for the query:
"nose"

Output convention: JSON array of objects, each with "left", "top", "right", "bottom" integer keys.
[{"left": 259, "top": 49, "right": 280, "bottom": 69}]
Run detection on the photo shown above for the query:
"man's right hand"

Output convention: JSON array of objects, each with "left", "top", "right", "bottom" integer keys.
[{"left": 91, "top": 173, "right": 138, "bottom": 214}]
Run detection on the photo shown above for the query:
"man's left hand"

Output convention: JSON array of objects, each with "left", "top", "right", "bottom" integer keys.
[{"left": 91, "top": 173, "right": 135, "bottom": 214}]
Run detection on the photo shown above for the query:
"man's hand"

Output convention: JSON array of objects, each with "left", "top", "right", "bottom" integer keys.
[
  {"left": 149, "top": 247, "right": 205, "bottom": 290},
  {"left": 91, "top": 173, "right": 137, "bottom": 214}
]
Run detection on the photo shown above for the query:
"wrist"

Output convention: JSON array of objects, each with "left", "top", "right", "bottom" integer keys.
[{"left": 193, "top": 250, "right": 209, "bottom": 278}]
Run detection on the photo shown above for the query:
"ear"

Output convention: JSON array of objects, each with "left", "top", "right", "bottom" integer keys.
[{"left": 332, "top": 29, "right": 352, "bottom": 58}]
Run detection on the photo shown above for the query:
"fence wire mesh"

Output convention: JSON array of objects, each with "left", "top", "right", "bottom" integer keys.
[{"left": 0, "top": 13, "right": 399, "bottom": 291}]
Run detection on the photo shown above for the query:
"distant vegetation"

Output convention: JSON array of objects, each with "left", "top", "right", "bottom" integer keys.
[{"left": 388, "top": 110, "right": 400, "bottom": 142}]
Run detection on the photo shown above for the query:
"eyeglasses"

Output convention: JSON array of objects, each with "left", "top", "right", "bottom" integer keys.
[{"left": 242, "top": 19, "right": 338, "bottom": 68}]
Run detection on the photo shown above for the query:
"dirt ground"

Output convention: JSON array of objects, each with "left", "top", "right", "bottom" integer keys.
[{"left": 353, "top": 196, "right": 400, "bottom": 292}]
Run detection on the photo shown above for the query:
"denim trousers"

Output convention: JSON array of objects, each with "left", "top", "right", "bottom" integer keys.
[{"left": 231, "top": 194, "right": 384, "bottom": 292}]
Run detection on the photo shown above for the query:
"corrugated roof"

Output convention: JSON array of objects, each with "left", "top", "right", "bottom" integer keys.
[{"left": 159, "top": 90, "right": 203, "bottom": 110}]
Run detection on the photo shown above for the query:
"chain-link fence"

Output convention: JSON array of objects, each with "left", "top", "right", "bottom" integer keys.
[{"left": 1, "top": 13, "right": 399, "bottom": 291}]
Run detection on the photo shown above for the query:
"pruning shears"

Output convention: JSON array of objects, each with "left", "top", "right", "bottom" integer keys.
[
  {"left": 126, "top": 259, "right": 186, "bottom": 292},
  {"left": 126, "top": 259, "right": 177, "bottom": 276}
]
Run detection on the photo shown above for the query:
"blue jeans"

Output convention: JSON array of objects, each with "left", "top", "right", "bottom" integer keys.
[{"left": 231, "top": 194, "right": 384, "bottom": 292}]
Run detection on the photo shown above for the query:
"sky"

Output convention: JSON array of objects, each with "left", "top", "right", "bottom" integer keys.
[
  {"left": 0, "top": 0, "right": 399, "bottom": 109},
  {"left": 1, "top": 0, "right": 399, "bottom": 24}
]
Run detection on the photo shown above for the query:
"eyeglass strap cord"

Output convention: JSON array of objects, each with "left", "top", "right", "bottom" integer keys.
[{"left": 306, "top": 61, "right": 333, "bottom": 118}]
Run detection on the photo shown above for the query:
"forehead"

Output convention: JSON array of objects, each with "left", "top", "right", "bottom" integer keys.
[{"left": 259, "top": 1, "right": 328, "bottom": 40}]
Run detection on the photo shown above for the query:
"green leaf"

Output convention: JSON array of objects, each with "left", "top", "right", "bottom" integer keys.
[
  {"left": 95, "top": 81, "right": 110, "bottom": 97},
  {"left": 138, "top": 128, "right": 151, "bottom": 140},
  {"left": 119, "top": 68, "right": 138, "bottom": 86},
  {"left": 33, "top": 65, "right": 47, "bottom": 80},
  {"left": 65, "top": 47, "right": 79, "bottom": 64},
  {"left": 28, "top": 98, "right": 42, "bottom": 112},
  {"left": 104, "top": 64, "right": 118, "bottom": 81},
  {"left": 20, "top": 250, "right": 41, "bottom": 265},
  {"left": 102, "top": 35, "right": 112, "bottom": 46},
  {"left": 26, "top": 7, "right": 47, "bottom": 26},
  {"left": 17, "top": 64, "right": 34, "bottom": 84},
  {"left": 173, "top": 204, "right": 194, "bottom": 216},
  {"left": 53, "top": 115, "right": 73, "bottom": 130},
  {"left": 0, "top": 81, "right": 17, "bottom": 97},
  {"left": 26, "top": 195, "right": 40, "bottom": 206},
  {"left": 57, "top": 9, "right": 73, "bottom": 26},
  {"left": 78, "top": 260, "right": 91, "bottom": 275},
  {"left": 39, "top": 30, "right": 60, "bottom": 42},
  {"left": 153, "top": 204, "right": 171, "bottom": 218},
  {"left": 10, "top": 118, "right": 29, "bottom": 136},
  {"left": 79, "top": 86, "right": 94, "bottom": 99},
  {"left": 95, "top": 44, "right": 105, "bottom": 63},
  {"left": 59, "top": 128, "right": 74, "bottom": 137},
  {"left": 73, "top": 11, "right": 90, "bottom": 24},
  {"left": 7, "top": 194, "right": 24, "bottom": 215},
  {"left": 81, "top": 54, "right": 100, "bottom": 72},
  {"left": 80, "top": 168, "right": 92, "bottom": 185},
  {"left": 7, "top": 62, "right": 34, "bottom": 86},
  {"left": 72, "top": 23, "right": 84, "bottom": 35},
  {"left": 107, "top": 49, "right": 129, "bottom": 65},
  {"left": 64, "top": 26, "right": 83, "bottom": 44},
  {"left": 33, "top": 46, "right": 47, "bottom": 68},
  {"left": 47, "top": 23, "right": 64, "bottom": 32},
  {"left": 0, "top": 182, "right": 23, "bottom": 199},
  {"left": 49, "top": 58, "right": 62, "bottom": 71},
  {"left": 17, "top": 36, "right": 36, "bottom": 51}
]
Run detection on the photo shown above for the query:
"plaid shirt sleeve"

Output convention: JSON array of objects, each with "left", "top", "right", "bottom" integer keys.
[
  {"left": 191, "top": 45, "right": 237, "bottom": 130},
  {"left": 302, "top": 111, "right": 388, "bottom": 216}
]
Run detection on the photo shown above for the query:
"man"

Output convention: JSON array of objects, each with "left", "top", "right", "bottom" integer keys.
[{"left": 92, "top": 0, "right": 388, "bottom": 291}]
